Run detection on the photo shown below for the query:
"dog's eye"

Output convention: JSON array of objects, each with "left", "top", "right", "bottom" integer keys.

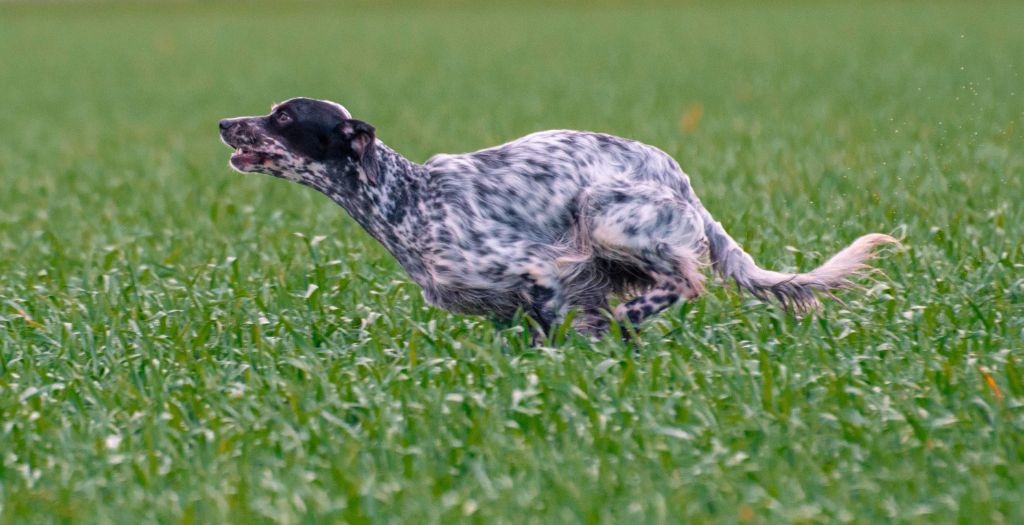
[{"left": 275, "top": 112, "right": 292, "bottom": 125}]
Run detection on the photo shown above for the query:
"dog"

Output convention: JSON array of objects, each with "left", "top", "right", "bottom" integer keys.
[{"left": 219, "top": 97, "right": 897, "bottom": 338}]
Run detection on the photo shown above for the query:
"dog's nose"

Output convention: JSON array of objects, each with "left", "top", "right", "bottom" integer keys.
[{"left": 219, "top": 119, "right": 231, "bottom": 132}]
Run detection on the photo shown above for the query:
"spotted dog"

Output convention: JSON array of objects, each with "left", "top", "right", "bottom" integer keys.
[{"left": 219, "top": 98, "right": 897, "bottom": 339}]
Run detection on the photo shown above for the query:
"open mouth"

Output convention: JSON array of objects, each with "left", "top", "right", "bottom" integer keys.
[
  {"left": 231, "top": 148, "right": 266, "bottom": 164},
  {"left": 229, "top": 147, "right": 272, "bottom": 171}
]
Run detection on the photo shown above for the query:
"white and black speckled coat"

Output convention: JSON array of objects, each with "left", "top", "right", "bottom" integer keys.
[{"left": 220, "top": 98, "right": 897, "bottom": 338}]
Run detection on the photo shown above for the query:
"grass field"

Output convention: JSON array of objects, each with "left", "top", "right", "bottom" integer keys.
[{"left": 2, "top": 1, "right": 1023, "bottom": 523}]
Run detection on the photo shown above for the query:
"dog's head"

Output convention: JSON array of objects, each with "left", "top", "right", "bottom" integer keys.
[{"left": 219, "top": 98, "right": 379, "bottom": 186}]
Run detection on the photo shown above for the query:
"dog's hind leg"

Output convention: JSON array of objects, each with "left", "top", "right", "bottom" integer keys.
[
  {"left": 585, "top": 183, "right": 708, "bottom": 329},
  {"left": 613, "top": 271, "right": 697, "bottom": 326}
]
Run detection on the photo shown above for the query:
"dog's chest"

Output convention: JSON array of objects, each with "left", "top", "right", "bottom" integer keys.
[{"left": 409, "top": 221, "right": 569, "bottom": 317}]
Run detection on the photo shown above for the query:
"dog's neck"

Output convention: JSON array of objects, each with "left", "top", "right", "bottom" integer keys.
[{"left": 315, "top": 142, "right": 433, "bottom": 281}]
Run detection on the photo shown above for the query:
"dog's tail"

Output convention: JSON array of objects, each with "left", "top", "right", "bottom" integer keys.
[{"left": 698, "top": 207, "right": 899, "bottom": 313}]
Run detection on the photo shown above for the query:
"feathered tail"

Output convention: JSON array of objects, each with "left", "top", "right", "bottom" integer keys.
[{"left": 699, "top": 208, "right": 899, "bottom": 313}]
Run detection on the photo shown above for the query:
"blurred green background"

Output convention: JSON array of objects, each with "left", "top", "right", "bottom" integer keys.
[{"left": 1, "top": 1, "right": 1022, "bottom": 523}]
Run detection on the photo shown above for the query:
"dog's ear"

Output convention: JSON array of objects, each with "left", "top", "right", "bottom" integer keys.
[{"left": 336, "top": 119, "right": 379, "bottom": 185}]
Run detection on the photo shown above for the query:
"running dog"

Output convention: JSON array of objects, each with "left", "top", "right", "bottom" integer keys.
[{"left": 219, "top": 98, "right": 897, "bottom": 338}]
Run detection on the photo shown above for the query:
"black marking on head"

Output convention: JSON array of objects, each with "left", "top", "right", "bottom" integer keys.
[
  {"left": 270, "top": 98, "right": 359, "bottom": 162},
  {"left": 268, "top": 98, "right": 378, "bottom": 184}
]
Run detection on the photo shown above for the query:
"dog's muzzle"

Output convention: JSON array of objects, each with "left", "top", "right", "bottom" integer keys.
[{"left": 219, "top": 118, "right": 271, "bottom": 172}]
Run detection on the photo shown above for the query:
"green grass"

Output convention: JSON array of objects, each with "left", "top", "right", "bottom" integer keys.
[{"left": 1, "top": 1, "right": 1023, "bottom": 523}]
